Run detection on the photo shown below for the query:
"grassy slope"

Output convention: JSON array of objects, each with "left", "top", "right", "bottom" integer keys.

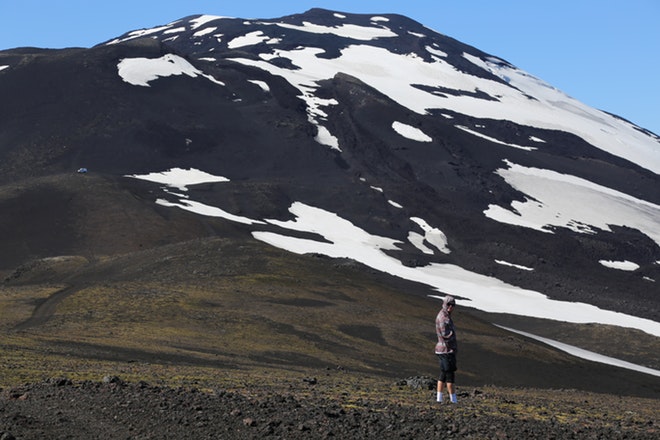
[{"left": 1, "top": 236, "right": 658, "bottom": 398}]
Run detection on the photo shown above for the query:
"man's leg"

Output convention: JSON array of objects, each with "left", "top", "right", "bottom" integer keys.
[
  {"left": 437, "top": 354, "right": 450, "bottom": 402},
  {"left": 436, "top": 380, "right": 445, "bottom": 402},
  {"left": 446, "top": 353, "right": 458, "bottom": 403},
  {"left": 447, "top": 382, "right": 457, "bottom": 403}
]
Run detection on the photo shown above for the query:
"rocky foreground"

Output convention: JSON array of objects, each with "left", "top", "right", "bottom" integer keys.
[{"left": 0, "top": 374, "right": 657, "bottom": 439}]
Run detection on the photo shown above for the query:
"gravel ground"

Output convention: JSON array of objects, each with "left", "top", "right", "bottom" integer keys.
[{"left": 0, "top": 376, "right": 657, "bottom": 439}]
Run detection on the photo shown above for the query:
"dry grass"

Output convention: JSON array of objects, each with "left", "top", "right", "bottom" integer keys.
[{"left": 0, "top": 245, "right": 435, "bottom": 388}]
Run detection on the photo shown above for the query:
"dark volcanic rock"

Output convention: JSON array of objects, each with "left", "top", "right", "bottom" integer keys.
[{"left": 0, "top": 378, "right": 657, "bottom": 439}]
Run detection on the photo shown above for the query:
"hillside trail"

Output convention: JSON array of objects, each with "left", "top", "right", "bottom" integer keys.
[
  {"left": 12, "top": 283, "right": 86, "bottom": 331},
  {"left": 11, "top": 256, "right": 99, "bottom": 332}
]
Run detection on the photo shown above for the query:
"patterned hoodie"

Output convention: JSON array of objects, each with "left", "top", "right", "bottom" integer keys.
[{"left": 434, "top": 295, "right": 457, "bottom": 354}]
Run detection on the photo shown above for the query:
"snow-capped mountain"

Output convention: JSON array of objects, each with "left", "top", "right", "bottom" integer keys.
[{"left": 1, "top": 9, "right": 658, "bottom": 369}]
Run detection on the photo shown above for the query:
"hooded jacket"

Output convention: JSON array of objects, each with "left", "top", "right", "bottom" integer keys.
[{"left": 435, "top": 296, "right": 457, "bottom": 354}]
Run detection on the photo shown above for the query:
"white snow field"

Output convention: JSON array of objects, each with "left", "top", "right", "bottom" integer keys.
[
  {"left": 117, "top": 54, "right": 225, "bottom": 87},
  {"left": 484, "top": 161, "right": 660, "bottom": 248}
]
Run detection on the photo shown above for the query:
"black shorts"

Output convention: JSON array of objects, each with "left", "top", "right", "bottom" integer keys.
[{"left": 437, "top": 353, "right": 457, "bottom": 383}]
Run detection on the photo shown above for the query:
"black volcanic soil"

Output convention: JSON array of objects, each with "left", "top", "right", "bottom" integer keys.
[{"left": 1, "top": 375, "right": 658, "bottom": 440}]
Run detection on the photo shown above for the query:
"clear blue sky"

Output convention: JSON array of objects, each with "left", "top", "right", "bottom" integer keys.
[{"left": 1, "top": 0, "right": 658, "bottom": 136}]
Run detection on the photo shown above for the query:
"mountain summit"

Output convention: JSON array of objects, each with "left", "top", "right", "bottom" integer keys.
[{"left": 0, "top": 9, "right": 658, "bottom": 389}]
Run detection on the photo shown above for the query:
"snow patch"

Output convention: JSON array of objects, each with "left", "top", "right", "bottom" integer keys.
[
  {"left": 117, "top": 54, "right": 225, "bottom": 87},
  {"left": 497, "top": 326, "right": 660, "bottom": 378},
  {"left": 425, "top": 46, "right": 447, "bottom": 58},
  {"left": 272, "top": 21, "right": 397, "bottom": 40},
  {"left": 408, "top": 232, "right": 434, "bottom": 254},
  {"left": 236, "top": 46, "right": 341, "bottom": 149},
  {"left": 106, "top": 23, "right": 176, "bottom": 44},
  {"left": 314, "top": 125, "right": 340, "bottom": 151},
  {"left": 599, "top": 260, "right": 640, "bottom": 271},
  {"left": 257, "top": 202, "right": 402, "bottom": 258},
  {"left": 227, "top": 31, "right": 271, "bottom": 48},
  {"left": 484, "top": 161, "right": 660, "bottom": 247},
  {"left": 495, "top": 260, "right": 534, "bottom": 271},
  {"left": 127, "top": 168, "right": 263, "bottom": 225},
  {"left": 410, "top": 217, "right": 450, "bottom": 254},
  {"left": 156, "top": 199, "right": 264, "bottom": 225},
  {"left": 190, "top": 15, "right": 225, "bottom": 30},
  {"left": 456, "top": 125, "right": 536, "bottom": 151},
  {"left": 125, "top": 168, "right": 229, "bottom": 191},
  {"left": 392, "top": 121, "right": 432, "bottom": 142},
  {"left": 529, "top": 136, "right": 546, "bottom": 143},
  {"left": 163, "top": 27, "right": 186, "bottom": 35},
  {"left": 0, "top": 65, "right": 9, "bottom": 72},
  {"left": 193, "top": 27, "right": 217, "bottom": 37},
  {"left": 248, "top": 80, "right": 270, "bottom": 92}
]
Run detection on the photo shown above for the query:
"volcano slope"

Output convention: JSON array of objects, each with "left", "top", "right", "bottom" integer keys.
[
  {"left": 0, "top": 8, "right": 659, "bottom": 438},
  {"left": 0, "top": 9, "right": 658, "bottom": 326}
]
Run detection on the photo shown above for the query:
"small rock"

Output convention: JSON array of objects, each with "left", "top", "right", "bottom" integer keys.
[
  {"left": 400, "top": 376, "right": 436, "bottom": 390},
  {"left": 102, "top": 375, "right": 122, "bottom": 384},
  {"left": 48, "top": 377, "right": 72, "bottom": 387}
]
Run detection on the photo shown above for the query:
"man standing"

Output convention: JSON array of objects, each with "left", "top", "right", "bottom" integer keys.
[{"left": 435, "top": 295, "right": 458, "bottom": 403}]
